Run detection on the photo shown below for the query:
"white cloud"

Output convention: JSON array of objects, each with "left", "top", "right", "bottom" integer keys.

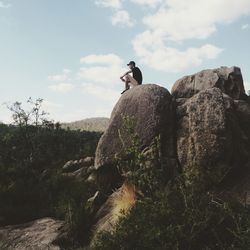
[
  {"left": 48, "top": 69, "right": 71, "bottom": 82},
  {"left": 78, "top": 66, "right": 125, "bottom": 85},
  {"left": 78, "top": 53, "right": 124, "bottom": 105},
  {"left": 94, "top": 0, "right": 135, "bottom": 28},
  {"left": 131, "top": 0, "right": 250, "bottom": 72},
  {"left": 80, "top": 54, "right": 123, "bottom": 65},
  {"left": 48, "top": 83, "right": 75, "bottom": 93},
  {"left": 82, "top": 83, "right": 120, "bottom": 102},
  {"left": 48, "top": 53, "right": 124, "bottom": 113},
  {"left": 133, "top": 30, "right": 223, "bottom": 72},
  {"left": 130, "top": 0, "right": 162, "bottom": 8},
  {"left": 63, "top": 68, "right": 72, "bottom": 74},
  {"left": 78, "top": 53, "right": 126, "bottom": 86},
  {"left": 92, "top": 0, "right": 250, "bottom": 72},
  {"left": 0, "top": 1, "right": 11, "bottom": 8},
  {"left": 143, "top": 0, "right": 250, "bottom": 42},
  {"left": 241, "top": 23, "right": 249, "bottom": 30},
  {"left": 111, "top": 10, "right": 135, "bottom": 27},
  {"left": 48, "top": 74, "right": 68, "bottom": 82},
  {"left": 95, "top": 0, "right": 123, "bottom": 9},
  {"left": 42, "top": 100, "right": 63, "bottom": 109}
]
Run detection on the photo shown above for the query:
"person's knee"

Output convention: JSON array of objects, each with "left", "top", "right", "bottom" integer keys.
[{"left": 125, "top": 75, "right": 130, "bottom": 80}]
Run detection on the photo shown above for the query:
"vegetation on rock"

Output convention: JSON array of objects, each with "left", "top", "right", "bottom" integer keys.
[{"left": 92, "top": 118, "right": 250, "bottom": 250}]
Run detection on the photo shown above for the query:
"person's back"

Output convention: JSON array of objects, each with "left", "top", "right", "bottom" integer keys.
[{"left": 132, "top": 66, "right": 143, "bottom": 85}]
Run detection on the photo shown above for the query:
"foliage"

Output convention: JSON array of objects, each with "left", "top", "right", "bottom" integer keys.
[
  {"left": 0, "top": 99, "right": 101, "bottom": 236},
  {"left": 91, "top": 116, "right": 250, "bottom": 250},
  {"left": 93, "top": 179, "right": 250, "bottom": 250},
  {"left": 116, "top": 115, "right": 165, "bottom": 195},
  {"left": 2, "top": 103, "right": 250, "bottom": 250},
  {"left": 5, "top": 98, "right": 51, "bottom": 127}
]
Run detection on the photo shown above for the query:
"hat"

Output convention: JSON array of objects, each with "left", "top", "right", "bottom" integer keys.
[{"left": 127, "top": 61, "right": 135, "bottom": 66}]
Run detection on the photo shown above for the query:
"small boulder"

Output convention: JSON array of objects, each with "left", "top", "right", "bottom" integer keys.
[
  {"left": 62, "top": 160, "right": 79, "bottom": 173},
  {"left": 62, "top": 157, "right": 94, "bottom": 173},
  {"left": 83, "top": 156, "right": 94, "bottom": 167}
]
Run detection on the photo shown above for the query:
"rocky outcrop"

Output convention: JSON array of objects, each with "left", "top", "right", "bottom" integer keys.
[
  {"left": 172, "top": 66, "right": 250, "bottom": 186},
  {"left": 0, "top": 218, "right": 63, "bottom": 250},
  {"left": 90, "top": 84, "right": 179, "bottom": 234},
  {"left": 62, "top": 156, "right": 94, "bottom": 173},
  {"left": 94, "top": 66, "right": 250, "bottom": 200},
  {"left": 175, "top": 87, "right": 250, "bottom": 184},
  {"left": 86, "top": 64, "right": 250, "bottom": 248},
  {"left": 172, "top": 66, "right": 246, "bottom": 100},
  {"left": 61, "top": 156, "right": 95, "bottom": 181},
  {"left": 176, "top": 88, "right": 231, "bottom": 169},
  {"left": 95, "top": 84, "right": 177, "bottom": 186}
]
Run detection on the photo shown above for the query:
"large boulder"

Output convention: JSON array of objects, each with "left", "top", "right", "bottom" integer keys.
[
  {"left": 173, "top": 66, "right": 250, "bottom": 186},
  {"left": 176, "top": 87, "right": 250, "bottom": 185},
  {"left": 95, "top": 84, "right": 175, "bottom": 168},
  {"left": 89, "top": 67, "right": 250, "bottom": 241},
  {"left": 94, "top": 84, "right": 177, "bottom": 190},
  {"left": 172, "top": 66, "right": 245, "bottom": 100}
]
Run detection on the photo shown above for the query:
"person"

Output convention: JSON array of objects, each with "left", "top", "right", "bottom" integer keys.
[{"left": 120, "top": 61, "right": 143, "bottom": 94}]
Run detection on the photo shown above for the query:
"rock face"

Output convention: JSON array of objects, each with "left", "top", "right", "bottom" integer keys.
[
  {"left": 176, "top": 88, "right": 231, "bottom": 169},
  {"left": 95, "top": 84, "right": 177, "bottom": 193},
  {"left": 176, "top": 87, "right": 250, "bottom": 181},
  {"left": 94, "top": 66, "right": 250, "bottom": 195},
  {"left": 172, "top": 66, "right": 245, "bottom": 100},
  {"left": 91, "top": 66, "right": 250, "bottom": 238},
  {"left": 94, "top": 84, "right": 177, "bottom": 189},
  {"left": 0, "top": 218, "right": 63, "bottom": 250},
  {"left": 173, "top": 67, "right": 250, "bottom": 186}
]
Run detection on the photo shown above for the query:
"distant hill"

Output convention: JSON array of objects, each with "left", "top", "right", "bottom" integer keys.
[{"left": 61, "top": 117, "right": 109, "bottom": 132}]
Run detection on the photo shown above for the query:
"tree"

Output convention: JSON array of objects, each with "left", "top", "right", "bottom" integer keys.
[{"left": 6, "top": 98, "right": 52, "bottom": 128}]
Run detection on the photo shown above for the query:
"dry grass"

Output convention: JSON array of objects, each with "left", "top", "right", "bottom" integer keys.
[{"left": 93, "top": 181, "right": 137, "bottom": 239}]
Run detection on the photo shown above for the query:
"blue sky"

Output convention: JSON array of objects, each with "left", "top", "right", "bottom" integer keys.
[{"left": 0, "top": 0, "right": 250, "bottom": 123}]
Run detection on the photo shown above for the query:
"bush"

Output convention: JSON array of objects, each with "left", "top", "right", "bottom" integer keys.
[
  {"left": 92, "top": 116, "right": 250, "bottom": 250},
  {"left": 92, "top": 175, "right": 250, "bottom": 250},
  {"left": 0, "top": 123, "right": 100, "bottom": 225}
]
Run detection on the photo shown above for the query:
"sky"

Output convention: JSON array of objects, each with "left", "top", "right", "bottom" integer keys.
[{"left": 0, "top": 0, "right": 250, "bottom": 123}]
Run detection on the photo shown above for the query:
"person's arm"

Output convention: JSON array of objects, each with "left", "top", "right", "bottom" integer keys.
[{"left": 120, "top": 70, "right": 132, "bottom": 79}]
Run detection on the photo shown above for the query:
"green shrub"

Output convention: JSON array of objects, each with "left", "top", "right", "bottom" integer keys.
[
  {"left": 0, "top": 123, "right": 100, "bottom": 225},
  {"left": 91, "top": 116, "right": 250, "bottom": 250},
  {"left": 92, "top": 176, "right": 250, "bottom": 250}
]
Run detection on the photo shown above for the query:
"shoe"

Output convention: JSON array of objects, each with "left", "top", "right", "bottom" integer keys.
[{"left": 121, "top": 88, "right": 129, "bottom": 94}]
